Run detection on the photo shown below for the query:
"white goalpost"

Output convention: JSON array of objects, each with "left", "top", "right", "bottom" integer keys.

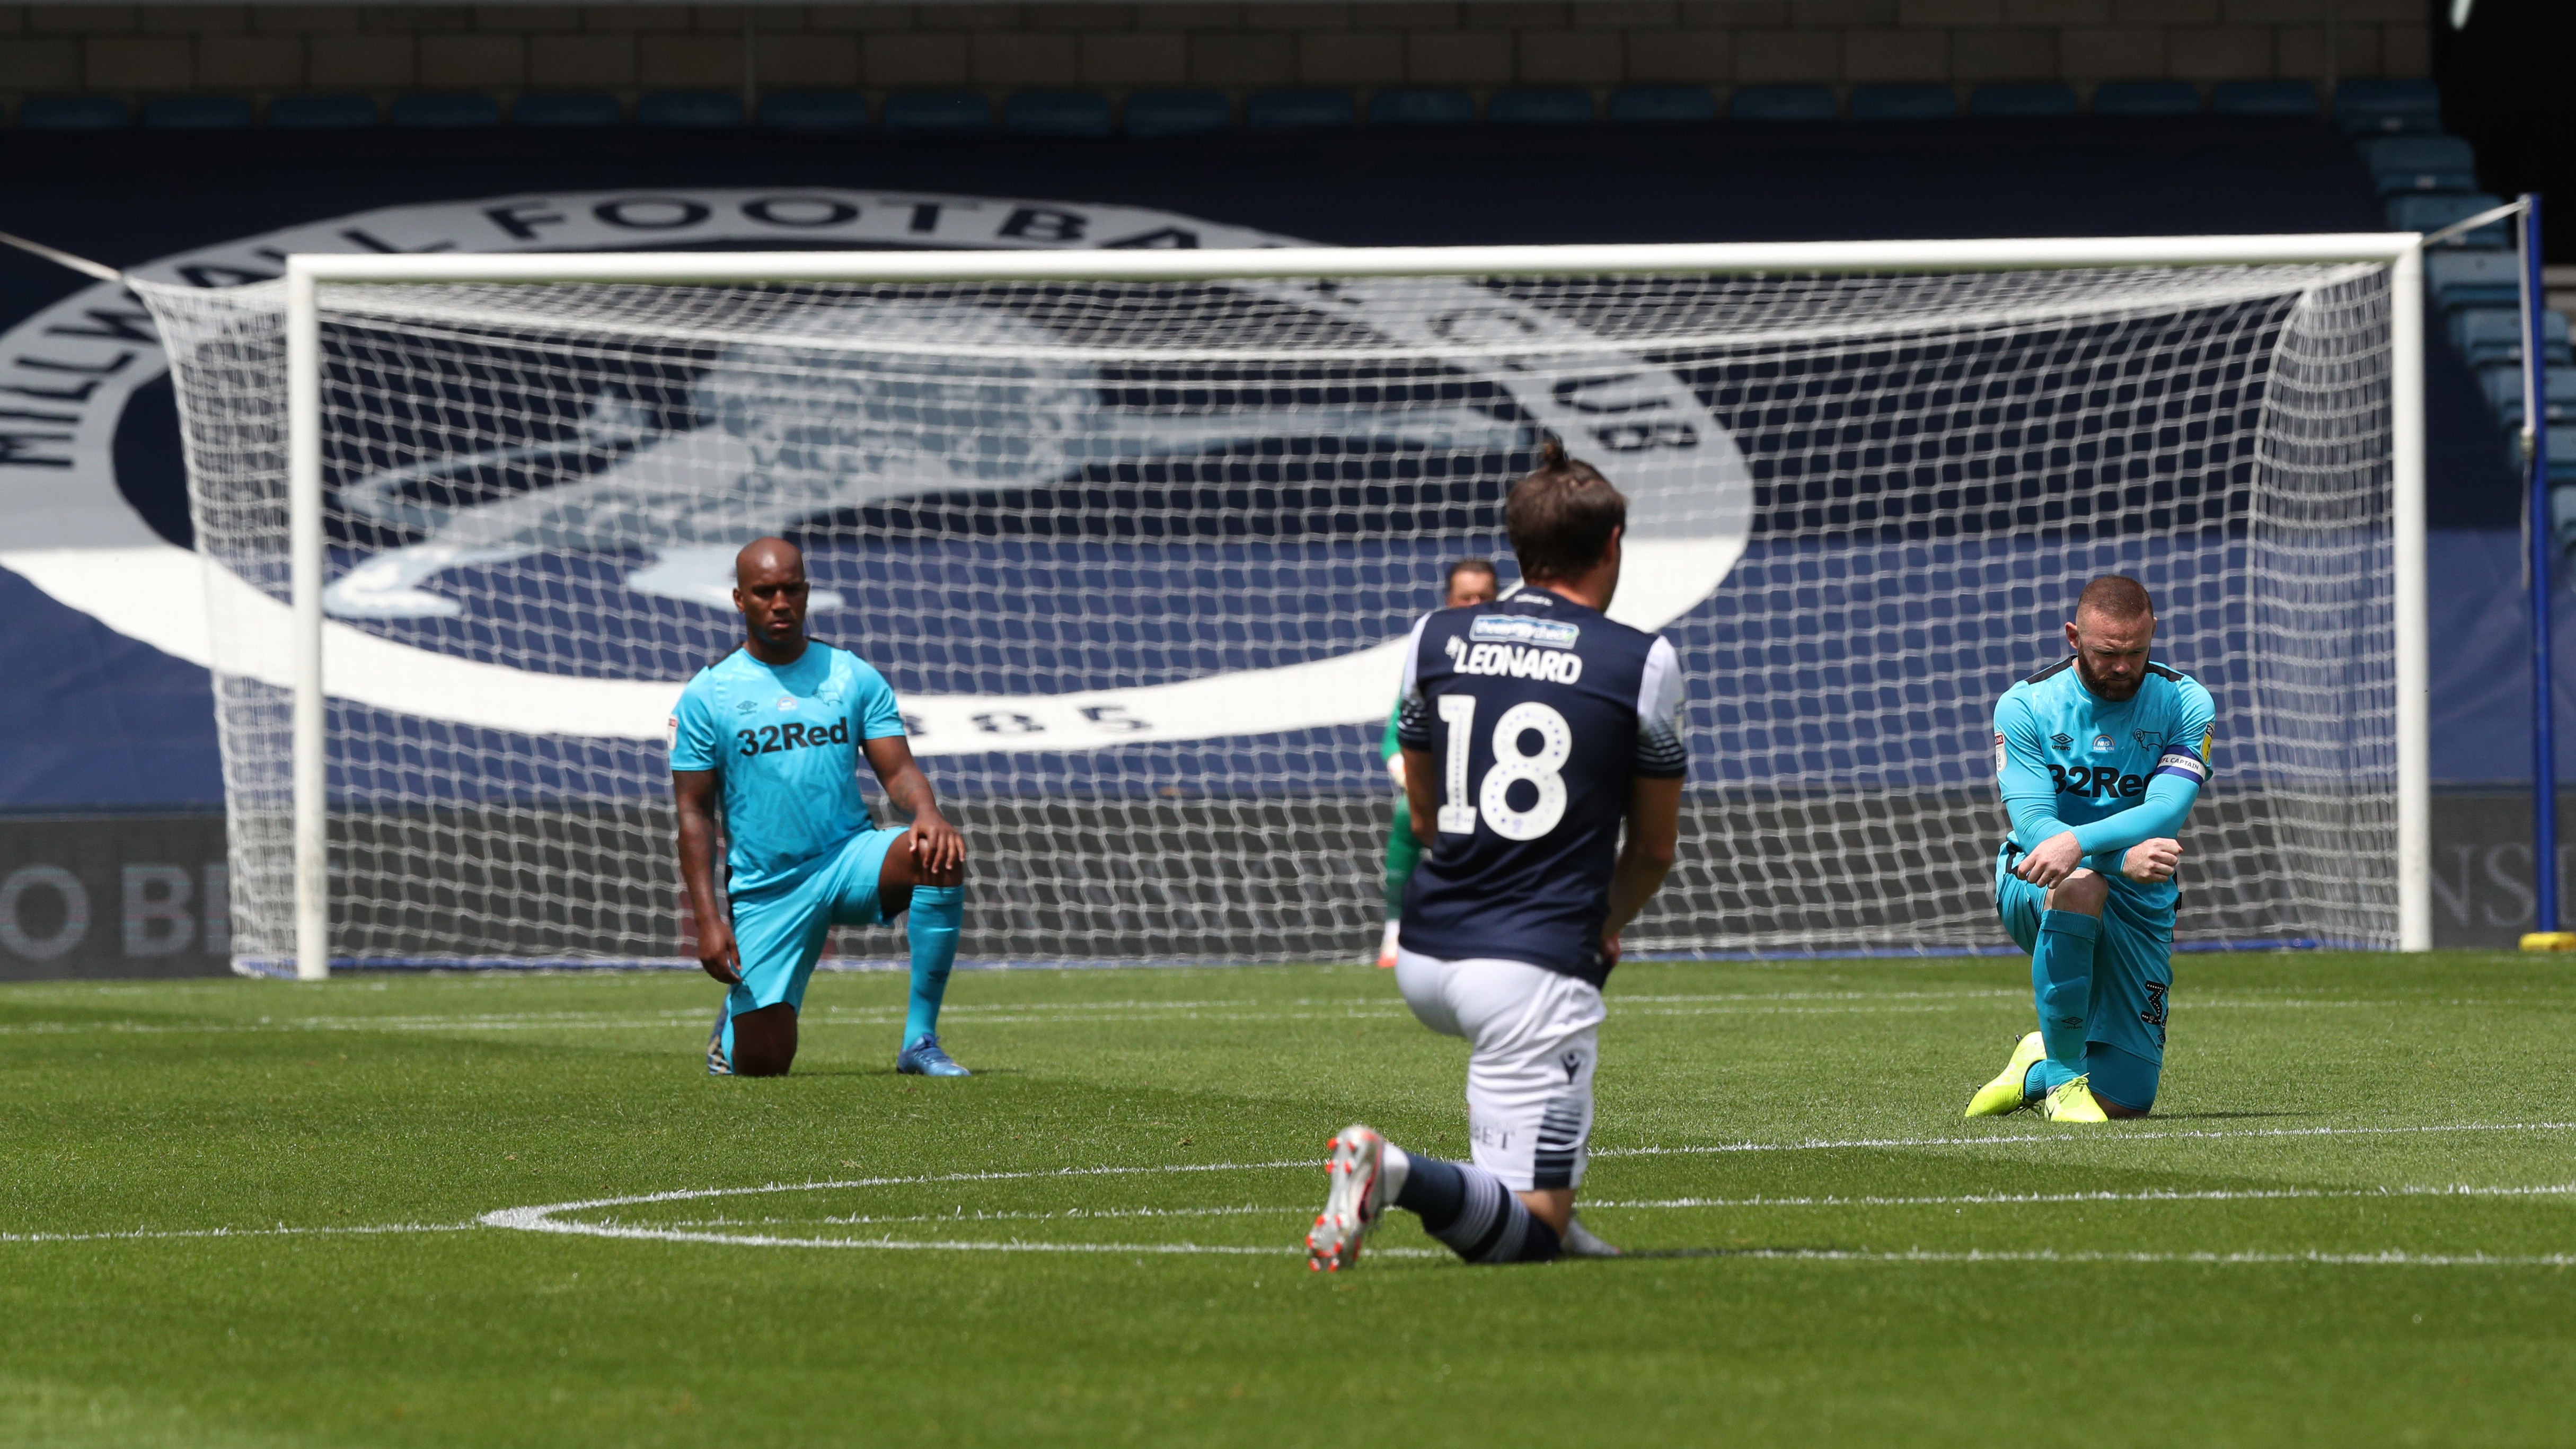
[{"left": 135, "top": 235, "right": 2431, "bottom": 981}]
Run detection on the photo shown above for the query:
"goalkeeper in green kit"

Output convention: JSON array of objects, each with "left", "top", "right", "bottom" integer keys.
[{"left": 1375, "top": 558, "right": 1499, "bottom": 968}]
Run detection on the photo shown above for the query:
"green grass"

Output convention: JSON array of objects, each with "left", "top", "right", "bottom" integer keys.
[{"left": 2, "top": 952, "right": 2572, "bottom": 1447}]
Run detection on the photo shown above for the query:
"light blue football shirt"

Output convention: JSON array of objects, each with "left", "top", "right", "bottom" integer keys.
[
  {"left": 668, "top": 643, "right": 908, "bottom": 897},
  {"left": 1994, "top": 657, "right": 2216, "bottom": 909}
]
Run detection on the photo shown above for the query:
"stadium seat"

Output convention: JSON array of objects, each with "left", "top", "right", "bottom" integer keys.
[
  {"left": 2552, "top": 425, "right": 2576, "bottom": 481},
  {"left": 1004, "top": 92, "right": 1113, "bottom": 136},
  {"left": 2335, "top": 77, "right": 2442, "bottom": 136},
  {"left": 269, "top": 94, "right": 380, "bottom": 128},
  {"left": 19, "top": 96, "right": 130, "bottom": 129},
  {"left": 2390, "top": 192, "right": 2509, "bottom": 248},
  {"left": 2212, "top": 81, "right": 2317, "bottom": 117},
  {"left": 144, "top": 96, "right": 252, "bottom": 129},
  {"left": 2090, "top": 81, "right": 2199, "bottom": 116},
  {"left": 1489, "top": 88, "right": 1594, "bottom": 125},
  {"left": 2357, "top": 135, "right": 2479, "bottom": 196},
  {"left": 515, "top": 93, "right": 622, "bottom": 127},
  {"left": 1369, "top": 89, "right": 1476, "bottom": 127},
  {"left": 1728, "top": 85, "right": 1834, "bottom": 121},
  {"left": 1850, "top": 84, "right": 1958, "bottom": 121},
  {"left": 760, "top": 93, "right": 867, "bottom": 130},
  {"left": 884, "top": 92, "right": 993, "bottom": 134},
  {"left": 2429, "top": 249, "right": 2525, "bottom": 311},
  {"left": 1123, "top": 90, "right": 1231, "bottom": 137},
  {"left": 638, "top": 92, "right": 744, "bottom": 128},
  {"left": 1606, "top": 87, "right": 1716, "bottom": 123},
  {"left": 1247, "top": 90, "right": 1355, "bottom": 130},
  {"left": 2479, "top": 364, "right": 2575, "bottom": 431},
  {"left": 2451, "top": 308, "right": 2571, "bottom": 370},
  {"left": 391, "top": 94, "right": 501, "bottom": 128},
  {"left": 1969, "top": 84, "right": 2077, "bottom": 118}
]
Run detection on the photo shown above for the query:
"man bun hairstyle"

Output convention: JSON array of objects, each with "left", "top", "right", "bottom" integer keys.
[
  {"left": 2075, "top": 574, "right": 2155, "bottom": 623},
  {"left": 1505, "top": 435, "right": 1627, "bottom": 583}
]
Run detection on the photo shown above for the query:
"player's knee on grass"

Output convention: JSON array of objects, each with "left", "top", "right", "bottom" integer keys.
[
  {"left": 730, "top": 1003, "right": 799, "bottom": 1076},
  {"left": 2087, "top": 1041, "right": 2159, "bottom": 1116},
  {"left": 2046, "top": 869, "right": 2107, "bottom": 917}
]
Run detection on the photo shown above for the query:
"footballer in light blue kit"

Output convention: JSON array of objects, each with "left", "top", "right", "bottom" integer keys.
[
  {"left": 669, "top": 537, "right": 972, "bottom": 1078},
  {"left": 1965, "top": 575, "right": 2213, "bottom": 1122}
]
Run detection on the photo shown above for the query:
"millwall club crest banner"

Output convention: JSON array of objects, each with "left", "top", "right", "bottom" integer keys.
[{"left": 3, "top": 187, "right": 1753, "bottom": 759}]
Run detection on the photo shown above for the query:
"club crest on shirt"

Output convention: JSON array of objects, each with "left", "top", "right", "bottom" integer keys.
[{"left": 2133, "top": 730, "right": 2164, "bottom": 749}]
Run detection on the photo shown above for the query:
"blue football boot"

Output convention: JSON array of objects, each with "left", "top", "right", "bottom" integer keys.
[
  {"left": 705, "top": 1002, "right": 733, "bottom": 1076},
  {"left": 895, "top": 1033, "right": 971, "bottom": 1077}
]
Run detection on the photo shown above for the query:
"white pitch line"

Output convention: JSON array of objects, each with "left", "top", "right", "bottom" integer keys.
[
  {"left": 1591, "top": 1120, "right": 2576, "bottom": 1158},
  {"left": 1583, "top": 1182, "right": 2576, "bottom": 1209},
  {"left": 0, "top": 1222, "right": 475, "bottom": 1245},
  {"left": 1707, "top": 1249, "right": 2576, "bottom": 1268}
]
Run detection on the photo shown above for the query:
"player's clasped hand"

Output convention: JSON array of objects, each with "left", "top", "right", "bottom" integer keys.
[
  {"left": 2012, "top": 830, "right": 2087, "bottom": 888},
  {"left": 2121, "top": 837, "right": 2183, "bottom": 884}
]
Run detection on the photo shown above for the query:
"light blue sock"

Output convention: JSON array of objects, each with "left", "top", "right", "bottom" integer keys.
[
  {"left": 903, "top": 885, "right": 964, "bottom": 1048},
  {"left": 2032, "top": 909, "right": 2100, "bottom": 1078}
]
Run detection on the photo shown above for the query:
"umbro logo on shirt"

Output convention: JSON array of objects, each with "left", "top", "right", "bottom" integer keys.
[{"left": 2049, "top": 733, "right": 2074, "bottom": 748}]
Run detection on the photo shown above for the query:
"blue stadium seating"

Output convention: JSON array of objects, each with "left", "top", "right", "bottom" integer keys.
[
  {"left": 1124, "top": 90, "right": 1230, "bottom": 137},
  {"left": 2356, "top": 135, "right": 2477, "bottom": 196},
  {"left": 1004, "top": 92, "right": 1113, "bottom": 136},
  {"left": 1607, "top": 87, "right": 1715, "bottom": 123},
  {"left": 1728, "top": 85, "right": 1834, "bottom": 121},
  {"left": 1247, "top": 90, "right": 1355, "bottom": 130},
  {"left": 144, "top": 97, "right": 252, "bottom": 129},
  {"left": 391, "top": 94, "right": 501, "bottom": 128},
  {"left": 19, "top": 96, "right": 130, "bottom": 129},
  {"left": 2091, "top": 81, "right": 2199, "bottom": 116},
  {"left": 1969, "top": 83, "right": 2078, "bottom": 118},
  {"left": 2392, "top": 192, "right": 2509, "bottom": 248},
  {"left": 2429, "top": 249, "right": 2525, "bottom": 311},
  {"left": 884, "top": 92, "right": 993, "bottom": 133},
  {"left": 1370, "top": 89, "right": 1476, "bottom": 127},
  {"left": 639, "top": 92, "right": 744, "bottom": 128},
  {"left": 515, "top": 93, "right": 622, "bottom": 127},
  {"left": 2336, "top": 78, "right": 2441, "bottom": 135},
  {"left": 2452, "top": 308, "right": 2571, "bottom": 369},
  {"left": 1489, "top": 89, "right": 1594, "bottom": 125},
  {"left": 1850, "top": 84, "right": 1957, "bottom": 121},
  {"left": 2212, "top": 80, "right": 2317, "bottom": 117},
  {"left": 758, "top": 93, "right": 867, "bottom": 130},
  {"left": 269, "top": 95, "right": 380, "bottom": 128},
  {"left": 2479, "top": 364, "right": 2574, "bottom": 431}
]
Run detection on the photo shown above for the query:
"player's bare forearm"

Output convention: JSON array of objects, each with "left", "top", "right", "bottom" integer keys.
[
  {"left": 1400, "top": 747, "right": 1437, "bottom": 844},
  {"left": 862, "top": 734, "right": 966, "bottom": 875},
  {"left": 1603, "top": 775, "right": 1684, "bottom": 942},
  {"left": 671, "top": 770, "right": 740, "bottom": 985}
]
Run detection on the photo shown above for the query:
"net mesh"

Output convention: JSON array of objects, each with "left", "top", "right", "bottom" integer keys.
[{"left": 133, "top": 257, "right": 2399, "bottom": 968}]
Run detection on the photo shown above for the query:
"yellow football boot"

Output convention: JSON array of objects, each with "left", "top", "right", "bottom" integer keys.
[
  {"left": 2039, "top": 1074, "right": 2109, "bottom": 1123},
  {"left": 1963, "top": 1031, "right": 2046, "bottom": 1118}
]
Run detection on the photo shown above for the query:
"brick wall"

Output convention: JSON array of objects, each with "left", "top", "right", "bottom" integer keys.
[{"left": 0, "top": 2, "right": 2431, "bottom": 113}]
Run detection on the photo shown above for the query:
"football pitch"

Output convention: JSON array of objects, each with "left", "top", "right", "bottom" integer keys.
[{"left": 3, "top": 952, "right": 2571, "bottom": 1447}]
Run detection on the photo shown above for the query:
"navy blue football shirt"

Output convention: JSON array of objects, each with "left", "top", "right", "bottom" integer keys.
[{"left": 1394, "top": 585, "right": 1687, "bottom": 985}]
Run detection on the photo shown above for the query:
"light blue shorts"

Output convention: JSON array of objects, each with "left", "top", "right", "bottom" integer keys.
[
  {"left": 1995, "top": 847, "right": 2174, "bottom": 1112},
  {"left": 726, "top": 827, "right": 906, "bottom": 1018}
]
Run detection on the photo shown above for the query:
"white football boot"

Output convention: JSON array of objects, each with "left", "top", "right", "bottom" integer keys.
[
  {"left": 1307, "top": 1124, "right": 1389, "bottom": 1272},
  {"left": 1559, "top": 1211, "right": 1622, "bottom": 1258}
]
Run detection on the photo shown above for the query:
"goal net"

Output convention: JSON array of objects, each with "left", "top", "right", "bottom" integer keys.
[{"left": 133, "top": 244, "right": 2414, "bottom": 972}]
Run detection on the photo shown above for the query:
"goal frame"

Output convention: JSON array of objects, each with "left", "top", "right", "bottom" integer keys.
[{"left": 279, "top": 233, "right": 2434, "bottom": 980}]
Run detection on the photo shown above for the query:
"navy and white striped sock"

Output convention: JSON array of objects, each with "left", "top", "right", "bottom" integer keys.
[{"left": 1391, "top": 1153, "right": 1561, "bottom": 1264}]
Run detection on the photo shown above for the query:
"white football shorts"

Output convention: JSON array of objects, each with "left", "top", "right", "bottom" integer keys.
[{"left": 1393, "top": 949, "right": 1607, "bottom": 1191}]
